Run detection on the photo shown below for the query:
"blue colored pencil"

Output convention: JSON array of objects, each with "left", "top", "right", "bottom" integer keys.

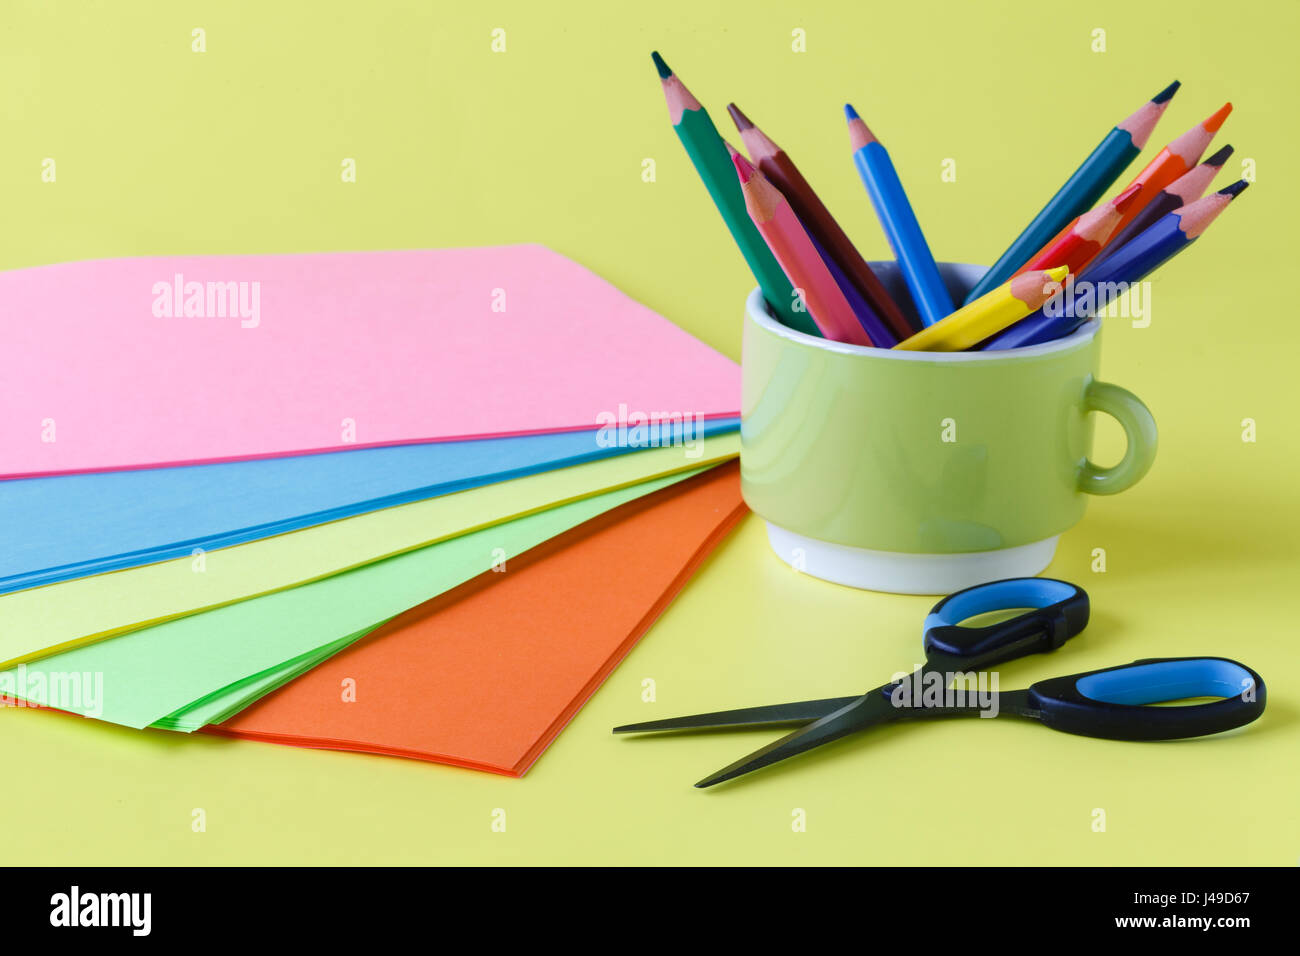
[
  {"left": 982, "top": 181, "right": 1247, "bottom": 350},
  {"left": 963, "top": 81, "right": 1181, "bottom": 305},
  {"left": 845, "top": 104, "right": 954, "bottom": 326}
]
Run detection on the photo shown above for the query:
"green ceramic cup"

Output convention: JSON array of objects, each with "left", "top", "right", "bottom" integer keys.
[{"left": 740, "top": 262, "right": 1157, "bottom": 594}]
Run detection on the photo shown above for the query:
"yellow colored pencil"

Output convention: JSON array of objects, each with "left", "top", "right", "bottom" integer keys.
[{"left": 893, "top": 267, "right": 1069, "bottom": 352}]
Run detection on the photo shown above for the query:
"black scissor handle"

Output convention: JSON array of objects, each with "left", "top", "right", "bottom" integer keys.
[
  {"left": 1027, "top": 656, "right": 1266, "bottom": 741},
  {"left": 922, "top": 578, "right": 1089, "bottom": 671}
]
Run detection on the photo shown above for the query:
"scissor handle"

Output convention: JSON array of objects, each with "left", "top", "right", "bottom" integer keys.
[
  {"left": 922, "top": 578, "right": 1089, "bottom": 671},
  {"left": 1026, "top": 657, "right": 1266, "bottom": 741}
]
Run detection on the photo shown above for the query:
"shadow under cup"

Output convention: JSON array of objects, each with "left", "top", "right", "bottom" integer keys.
[{"left": 740, "top": 262, "right": 1158, "bottom": 595}]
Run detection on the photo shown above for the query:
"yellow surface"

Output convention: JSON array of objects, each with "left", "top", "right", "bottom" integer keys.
[{"left": 1, "top": 0, "right": 1297, "bottom": 865}]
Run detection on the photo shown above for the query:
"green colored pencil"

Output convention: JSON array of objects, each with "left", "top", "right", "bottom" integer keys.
[{"left": 652, "top": 52, "right": 815, "bottom": 335}]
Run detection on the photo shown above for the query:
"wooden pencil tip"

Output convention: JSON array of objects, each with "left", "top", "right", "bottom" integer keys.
[
  {"left": 1152, "top": 80, "right": 1180, "bottom": 104},
  {"left": 722, "top": 138, "right": 741, "bottom": 159},
  {"left": 727, "top": 103, "right": 754, "bottom": 132},
  {"left": 1204, "top": 102, "right": 1233, "bottom": 133},
  {"left": 650, "top": 51, "right": 672, "bottom": 78},
  {"left": 1010, "top": 268, "right": 1069, "bottom": 309},
  {"left": 845, "top": 106, "right": 876, "bottom": 150},
  {"left": 1174, "top": 183, "right": 1245, "bottom": 238},
  {"left": 1204, "top": 144, "right": 1234, "bottom": 167}
]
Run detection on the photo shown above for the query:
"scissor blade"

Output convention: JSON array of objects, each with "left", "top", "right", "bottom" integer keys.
[
  {"left": 695, "top": 691, "right": 897, "bottom": 788},
  {"left": 613, "top": 696, "right": 859, "bottom": 734}
]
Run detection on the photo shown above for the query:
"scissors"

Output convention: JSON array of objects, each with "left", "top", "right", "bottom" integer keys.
[{"left": 614, "top": 578, "right": 1266, "bottom": 788}]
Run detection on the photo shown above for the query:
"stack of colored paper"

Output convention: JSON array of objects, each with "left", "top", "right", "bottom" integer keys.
[{"left": 0, "top": 244, "right": 745, "bottom": 775}]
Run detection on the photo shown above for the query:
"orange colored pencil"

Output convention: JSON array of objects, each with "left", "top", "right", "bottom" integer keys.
[
  {"left": 1108, "top": 103, "right": 1232, "bottom": 239},
  {"left": 732, "top": 149, "right": 874, "bottom": 347},
  {"left": 1104, "top": 143, "right": 1234, "bottom": 253},
  {"left": 1012, "top": 183, "right": 1144, "bottom": 278}
]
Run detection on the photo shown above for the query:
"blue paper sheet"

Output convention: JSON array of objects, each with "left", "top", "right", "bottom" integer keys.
[{"left": 0, "top": 418, "right": 738, "bottom": 593}]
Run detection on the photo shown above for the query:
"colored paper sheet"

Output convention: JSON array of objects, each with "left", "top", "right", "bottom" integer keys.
[
  {"left": 0, "top": 417, "right": 738, "bottom": 594},
  {"left": 0, "top": 245, "right": 741, "bottom": 478},
  {"left": 208, "top": 463, "right": 746, "bottom": 775},
  {"left": 0, "top": 433, "right": 738, "bottom": 668},
  {"left": 154, "top": 630, "right": 364, "bottom": 732},
  {"left": 2, "top": 466, "right": 709, "bottom": 729}
]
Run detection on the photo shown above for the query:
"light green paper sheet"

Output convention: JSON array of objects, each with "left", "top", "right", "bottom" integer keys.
[
  {"left": 0, "top": 434, "right": 737, "bottom": 668},
  {"left": 5, "top": 466, "right": 705, "bottom": 730},
  {"left": 152, "top": 629, "right": 366, "bottom": 732}
]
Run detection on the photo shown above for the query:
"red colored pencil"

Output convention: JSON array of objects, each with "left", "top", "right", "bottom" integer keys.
[{"left": 1012, "top": 183, "right": 1144, "bottom": 278}]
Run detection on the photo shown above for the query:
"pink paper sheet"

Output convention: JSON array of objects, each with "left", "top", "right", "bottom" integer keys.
[{"left": 0, "top": 245, "right": 740, "bottom": 477}]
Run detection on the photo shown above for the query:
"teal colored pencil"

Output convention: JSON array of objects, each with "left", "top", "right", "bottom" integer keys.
[
  {"left": 845, "top": 104, "right": 953, "bottom": 326},
  {"left": 651, "top": 53, "right": 816, "bottom": 335},
  {"left": 963, "top": 81, "right": 1180, "bottom": 304}
]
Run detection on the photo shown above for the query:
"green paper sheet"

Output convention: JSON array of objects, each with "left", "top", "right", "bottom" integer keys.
[
  {"left": 153, "top": 630, "right": 366, "bottom": 731},
  {"left": 4, "top": 466, "right": 705, "bottom": 729},
  {"left": 0, "top": 434, "right": 737, "bottom": 668}
]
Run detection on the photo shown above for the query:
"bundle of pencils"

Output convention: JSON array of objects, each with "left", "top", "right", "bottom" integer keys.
[{"left": 650, "top": 52, "right": 1248, "bottom": 352}]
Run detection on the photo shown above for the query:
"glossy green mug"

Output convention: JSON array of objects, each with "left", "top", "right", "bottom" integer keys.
[{"left": 740, "top": 262, "right": 1157, "bottom": 594}]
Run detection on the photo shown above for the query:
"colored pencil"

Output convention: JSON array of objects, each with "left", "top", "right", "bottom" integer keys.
[
  {"left": 727, "top": 103, "right": 916, "bottom": 340},
  {"left": 982, "top": 181, "right": 1248, "bottom": 350},
  {"left": 1103, "top": 144, "right": 1234, "bottom": 252},
  {"left": 846, "top": 104, "right": 954, "bottom": 326},
  {"left": 1105, "top": 102, "right": 1233, "bottom": 241},
  {"left": 650, "top": 52, "right": 815, "bottom": 336},
  {"left": 893, "top": 266, "right": 1069, "bottom": 352},
  {"left": 1011, "top": 183, "right": 1144, "bottom": 278},
  {"left": 805, "top": 223, "right": 900, "bottom": 346},
  {"left": 963, "top": 81, "right": 1180, "bottom": 304},
  {"left": 724, "top": 141, "right": 897, "bottom": 346},
  {"left": 732, "top": 150, "right": 875, "bottom": 346}
]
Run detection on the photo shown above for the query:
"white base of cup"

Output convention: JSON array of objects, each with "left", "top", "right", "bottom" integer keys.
[{"left": 763, "top": 523, "right": 1060, "bottom": 595}]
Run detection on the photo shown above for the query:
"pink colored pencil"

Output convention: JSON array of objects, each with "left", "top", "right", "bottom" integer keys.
[{"left": 730, "top": 148, "right": 874, "bottom": 346}]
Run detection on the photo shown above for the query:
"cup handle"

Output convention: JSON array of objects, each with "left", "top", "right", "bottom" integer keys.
[{"left": 1077, "top": 380, "right": 1157, "bottom": 496}]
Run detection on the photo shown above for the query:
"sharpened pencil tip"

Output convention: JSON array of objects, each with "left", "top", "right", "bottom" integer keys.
[
  {"left": 650, "top": 50, "right": 672, "bottom": 78},
  {"left": 1204, "top": 102, "right": 1233, "bottom": 132},
  {"left": 1204, "top": 144, "right": 1234, "bottom": 167},
  {"left": 1218, "top": 179, "right": 1249, "bottom": 198},
  {"left": 843, "top": 103, "right": 860, "bottom": 121},
  {"left": 726, "top": 102, "right": 753, "bottom": 132},
  {"left": 1152, "top": 80, "right": 1180, "bottom": 104}
]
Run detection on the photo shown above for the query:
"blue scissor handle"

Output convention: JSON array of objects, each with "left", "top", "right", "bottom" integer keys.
[
  {"left": 1026, "top": 657, "right": 1266, "bottom": 741},
  {"left": 922, "top": 578, "right": 1090, "bottom": 671}
]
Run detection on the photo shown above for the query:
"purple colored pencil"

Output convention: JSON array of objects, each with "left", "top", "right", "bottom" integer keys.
[{"left": 807, "top": 232, "right": 898, "bottom": 346}]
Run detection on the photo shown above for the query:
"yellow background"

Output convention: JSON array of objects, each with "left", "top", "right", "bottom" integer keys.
[{"left": 2, "top": 0, "right": 1297, "bottom": 865}]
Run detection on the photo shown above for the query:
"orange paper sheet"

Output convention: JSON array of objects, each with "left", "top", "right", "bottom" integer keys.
[{"left": 206, "top": 462, "right": 745, "bottom": 776}]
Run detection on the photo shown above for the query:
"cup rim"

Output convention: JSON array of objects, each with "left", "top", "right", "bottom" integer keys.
[{"left": 745, "top": 286, "right": 1100, "bottom": 362}]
